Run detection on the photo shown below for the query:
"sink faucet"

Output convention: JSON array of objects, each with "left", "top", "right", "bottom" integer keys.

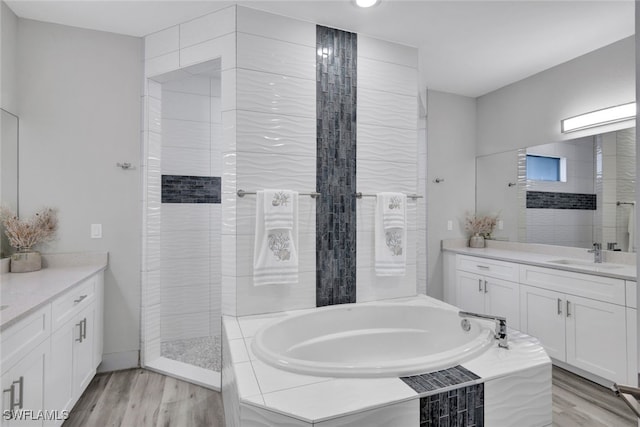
[
  {"left": 459, "top": 311, "right": 509, "bottom": 349},
  {"left": 588, "top": 242, "right": 603, "bottom": 263}
]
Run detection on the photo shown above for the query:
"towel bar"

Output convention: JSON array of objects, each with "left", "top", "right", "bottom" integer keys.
[
  {"left": 355, "top": 192, "right": 423, "bottom": 200},
  {"left": 237, "top": 189, "right": 320, "bottom": 198},
  {"left": 617, "top": 201, "right": 636, "bottom": 206}
]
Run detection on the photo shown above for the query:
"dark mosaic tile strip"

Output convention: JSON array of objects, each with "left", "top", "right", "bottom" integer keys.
[
  {"left": 401, "top": 365, "right": 481, "bottom": 394},
  {"left": 526, "top": 191, "right": 596, "bottom": 210},
  {"left": 161, "top": 175, "right": 221, "bottom": 204},
  {"left": 419, "top": 384, "right": 484, "bottom": 427},
  {"left": 315, "top": 25, "right": 357, "bottom": 307}
]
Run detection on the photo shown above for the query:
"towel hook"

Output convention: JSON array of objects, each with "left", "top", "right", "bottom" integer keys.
[{"left": 433, "top": 178, "right": 445, "bottom": 184}]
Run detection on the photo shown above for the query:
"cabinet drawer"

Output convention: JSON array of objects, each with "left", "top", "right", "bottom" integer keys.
[
  {"left": 520, "top": 265, "right": 625, "bottom": 306},
  {"left": 456, "top": 255, "right": 519, "bottom": 281},
  {"left": 51, "top": 277, "right": 96, "bottom": 331},
  {"left": 1, "top": 305, "right": 50, "bottom": 372}
]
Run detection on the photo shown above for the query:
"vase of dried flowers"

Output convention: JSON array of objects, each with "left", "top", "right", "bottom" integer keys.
[
  {"left": 465, "top": 213, "right": 498, "bottom": 249},
  {"left": 0, "top": 207, "right": 58, "bottom": 273}
]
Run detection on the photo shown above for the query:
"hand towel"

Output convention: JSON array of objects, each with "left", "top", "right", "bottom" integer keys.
[
  {"left": 253, "top": 190, "right": 299, "bottom": 286},
  {"left": 628, "top": 203, "right": 636, "bottom": 252},
  {"left": 375, "top": 192, "right": 406, "bottom": 276}
]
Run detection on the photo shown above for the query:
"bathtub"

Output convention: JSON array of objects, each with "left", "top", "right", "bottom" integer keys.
[{"left": 252, "top": 302, "right": 495, "bottom": 378}]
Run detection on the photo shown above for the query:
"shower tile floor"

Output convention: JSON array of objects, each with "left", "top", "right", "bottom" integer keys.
[{"left": 161, "top": 335, "right": 222, "bottom": 372}]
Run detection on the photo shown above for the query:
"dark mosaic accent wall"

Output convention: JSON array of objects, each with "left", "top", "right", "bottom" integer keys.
[
  {"left": 419, "top": 384, "right": 484, "bottom": 427},
  {"left": 526, "top": 191, "right": 596, "bottom": 210},
  {"left": 161, "top": 175, "right": 221, "bottom": 204},
  {"left": 315, "top": 25, "right": 357, "bottom": 307},
  {"left": 401, "top": 365, "right": 481, "bottom": 394}
]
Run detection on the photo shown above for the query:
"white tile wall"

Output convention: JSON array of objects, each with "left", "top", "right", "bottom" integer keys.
[
  {"left": 236, "top": 33, "right": 315, "bottom": 80},
  {"left": 237, "top": 6, "right": 316, "bottom": 47},
  {"left": 179, "top": 6, "right": 235, "bottom": 49},
  {"left": 145, "top": 26, "right": 179, "bottom": 60},
  {"left": 356, "top": 47, "right": 420, "bottom": 303},
  {"left": 145, "top": 7, "right": 423, "bottom": 345}
]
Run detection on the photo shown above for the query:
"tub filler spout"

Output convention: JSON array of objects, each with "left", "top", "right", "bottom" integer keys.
[{"left": 459, "top": 311, "right": 509, "bottom": 349}]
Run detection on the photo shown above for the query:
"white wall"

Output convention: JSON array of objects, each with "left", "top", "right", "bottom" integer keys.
[
  {"left": 1, "top": 1, "right": 17, "bottom": 112},
  {"left": 356, "top": 35, "right": 419, "bottom": 302},
  {"left": 426, "top": 90, "right": 476, "bottom": 300},
  {"left": 17, "top": 19, "right": 143, "bottom": 370},
  {"left": 477, "top": 36, "right": 635, "bottom": 157}
]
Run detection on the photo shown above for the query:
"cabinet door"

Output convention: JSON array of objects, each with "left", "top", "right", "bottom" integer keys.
[
  {"left": 566, "top": 295, "right": 627, "bottom": 384},
  {"left": 456, "top": 271, "right": 485, "bottom": 315},
  {"left": 519, "top": 285, "right": 566, "bottom": 361},
  {"left": 484, "top": 277, "right": 520, "bottom": 330},
  {"left": 48, "top": 321, "right": 74, "bottom": 416},
  {"left": 1, "top": 339, "right": 48, "bottom": 426},
  {"left": 73, "top": 303, "right": 96, "bottom": 397}
]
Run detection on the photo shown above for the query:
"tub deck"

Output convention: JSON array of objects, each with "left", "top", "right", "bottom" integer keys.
[{"left": 222, "top": 295, "right": 552, "bottom": 426}]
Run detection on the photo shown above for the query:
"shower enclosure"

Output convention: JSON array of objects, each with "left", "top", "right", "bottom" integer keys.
[{"left": 141, "top": 58, "right": 223, "bottom": 389}]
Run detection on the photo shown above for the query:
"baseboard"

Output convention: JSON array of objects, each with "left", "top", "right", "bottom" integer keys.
[{"left": 97, "top": 350, "right": 140, "bottom": 373}]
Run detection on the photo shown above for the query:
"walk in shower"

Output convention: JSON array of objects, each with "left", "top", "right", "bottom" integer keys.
[{"left": 142, "top": 58, "right": 223, "bottom": 388}]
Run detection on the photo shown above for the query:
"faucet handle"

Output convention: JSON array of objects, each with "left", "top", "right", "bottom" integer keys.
[{"left": 593, "top": 242, "right": 602, "bottom": 249}]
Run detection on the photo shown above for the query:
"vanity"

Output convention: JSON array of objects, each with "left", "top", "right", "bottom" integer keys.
[
  {"left": 443, "top": 240, "right": 636, "bottom": 386},
  {"left": 0, "top": 253, "right": 107, "bottom": 425}
]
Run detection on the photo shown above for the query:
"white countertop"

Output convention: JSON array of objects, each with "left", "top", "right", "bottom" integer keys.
[
  {"left": 0, "top": 252, "right": 108, "bottom": 331},
  {"left": 444, "top": 245, "right": 637, "bottom": 281}
]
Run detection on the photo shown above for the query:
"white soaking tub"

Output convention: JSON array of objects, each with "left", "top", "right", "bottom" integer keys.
[{"left": 252, "top": 302, "right": 495, "bottom": 377}]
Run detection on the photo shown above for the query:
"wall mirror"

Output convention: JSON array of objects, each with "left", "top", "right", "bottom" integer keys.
[
  {"left": 476, "top": 126, "right": 636, "bottom": 252},
  {"left": 1, "top": 109, "right": 19, "bottom": 258}
]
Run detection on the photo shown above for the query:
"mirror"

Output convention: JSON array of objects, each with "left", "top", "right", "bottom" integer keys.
[
  {"left": 1, "top": 109, "right": 19, "bottom": 258},
  {"left": 476, "top": 126, "right": 636, "bottom": 251}
]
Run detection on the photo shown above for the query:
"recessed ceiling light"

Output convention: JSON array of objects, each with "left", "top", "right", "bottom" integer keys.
[{"left": 355, "top": 0, "right": 380, "bottom": 8}]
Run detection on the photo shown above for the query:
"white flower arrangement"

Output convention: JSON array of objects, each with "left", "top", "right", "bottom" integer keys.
[
  {"left": 465, "top": 213, "right": 498, "bottom": 238},
  {"left": 0, "top": 207, "right": 58, "bottom": 252}
]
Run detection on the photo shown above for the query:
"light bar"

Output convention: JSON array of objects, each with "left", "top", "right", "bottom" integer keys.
[{"left": 561, "top": 102, "right": 636, "bottom": 133}]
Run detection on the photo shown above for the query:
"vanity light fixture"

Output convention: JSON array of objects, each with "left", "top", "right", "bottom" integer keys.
[
  {"left": 561, "top": 102, "right": 636, "bottom": 133},
  {"left": 354, "top": 0, "right": 380, "bottom": 8}
]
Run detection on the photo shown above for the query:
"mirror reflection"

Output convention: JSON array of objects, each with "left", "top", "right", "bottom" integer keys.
[
  {"left": 476, "top": 126, "right": 636, "bottom": 252},
  {"left": 1, "top": 109, "right": 19, "bottom": 258}
]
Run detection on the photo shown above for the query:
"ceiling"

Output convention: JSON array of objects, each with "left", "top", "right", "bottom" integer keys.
[{"left": 5, "top": 0, "right": 635, "bottom": 97}]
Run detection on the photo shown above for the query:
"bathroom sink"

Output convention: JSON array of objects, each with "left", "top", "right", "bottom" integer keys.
[{"left": 548, "top": 259, "right": 625, "bottom": 270}]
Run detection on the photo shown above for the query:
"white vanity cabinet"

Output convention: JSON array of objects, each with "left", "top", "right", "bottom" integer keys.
[
  {"left": 519, "top": 265, "right": 627, "bottom": 384},
  {"left": 1, "top": 306, "right": 51, "bottom": 426},
  {"left": 1, "top": 270, "right": 104, "bottom": 427},
  {"left": 455, "top": 255, "right": 520, "bottom": 330},
  {"left": 48, "top": 274, "right": 99, "bottom": 417}
]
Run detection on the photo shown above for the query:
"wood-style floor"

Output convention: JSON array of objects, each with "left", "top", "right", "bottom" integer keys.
[{"left": 63, "top": 366, "right": 636, "bottom": 427}]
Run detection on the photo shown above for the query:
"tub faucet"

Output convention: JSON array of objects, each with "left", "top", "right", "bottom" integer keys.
[
  {"left": 459, "top": 311, "right": 509, "bottom": 349},
  {"left": 588, "top": 242, "right": 603, "bottom": 263}
]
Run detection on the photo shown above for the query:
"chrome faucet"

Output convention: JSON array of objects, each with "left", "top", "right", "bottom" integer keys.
[
  {"left": 588, "top": 242, "right": 603, "bottom": 263},
  {"left": 459, "top": 311, "right": 509, "bottom": 349}
]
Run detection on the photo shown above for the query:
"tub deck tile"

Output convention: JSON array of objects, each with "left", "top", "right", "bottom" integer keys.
[{"left": 400, "top": 365, "right": 481, "bottom": 395}]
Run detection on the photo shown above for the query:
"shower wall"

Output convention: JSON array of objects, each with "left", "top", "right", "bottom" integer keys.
[{"left": 160, "top": 74, "right": 222, "bottom": 343}]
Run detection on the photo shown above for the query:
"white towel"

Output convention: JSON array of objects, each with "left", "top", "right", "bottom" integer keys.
[
  {"left": 253, "top": 190, "right": 299, "bottom": 286},
  {"left": 375, "top": 192, "right": 406, "bottom": 276},
  {"left": 263, "top": 189, "right": 294, "bottom": 230},
  {"left": 628, "top": 203, "right": 636, "bottom": 252}
]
